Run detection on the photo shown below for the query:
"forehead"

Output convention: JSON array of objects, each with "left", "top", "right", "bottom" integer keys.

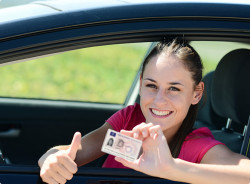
[
  {"left": 143, "top": 54, "right": 194, "bottom": 83},
  {"left": 145, "top": 54, "right": 186, "bottom": 73}
]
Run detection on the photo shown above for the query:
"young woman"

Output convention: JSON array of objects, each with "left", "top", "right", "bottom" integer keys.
[{"left": 38, "top": 39, "right": 250, "bottom": 184}]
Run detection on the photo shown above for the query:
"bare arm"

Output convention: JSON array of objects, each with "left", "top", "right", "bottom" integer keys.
[
  {"left": 39, "top": 122, "right": 112, "bottom": 167},
  {"left": 38, "top": 122, "right": 112, "bottom": 184},
  {"left": 170, "top": 145, "right": 250, "bottom": 184},
  {"left": 75, "top": 122, "right": 112, "bottom": 166},
  {"left": 115, "top": 123, "right": 250, "bottom": 184}
]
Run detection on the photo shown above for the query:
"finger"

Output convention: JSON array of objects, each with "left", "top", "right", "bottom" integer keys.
[
  {"left": 149, "top": 125, "right": 161, "bottom": 139},
  {"left": 132, "top": 122, "right": 146, "bottom": 139},
  {"left": 149, "top": 125, "right": 172, "bottom": 157},
  {"left": 67, "top": 132, "right": 82, "bottom": 160},
  {"left": 60, "top": 155, "right": 78, "bottom": 174},
  {"left": 140, "top": 123, "right": 154, "bottom": 138},
  {"left": 48, "top": 169, "right": 67, "bottom": 184},
  {"left": 42, "top": 176, "right": 58, "bottom": 184},
  {"left": 52, "top": 162, "right": 74, "bottom": 180}
]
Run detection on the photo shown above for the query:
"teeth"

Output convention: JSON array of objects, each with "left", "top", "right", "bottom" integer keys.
[{"left": 152, "top": 109, "right": 170, "bottom": 116}]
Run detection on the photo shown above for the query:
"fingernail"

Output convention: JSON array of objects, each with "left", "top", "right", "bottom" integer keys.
[
  {"left": 150, "top": 132, "right": 154, "bottom": 138},
  {"left": 134, "top": 132, "right": 138, "bottom": 138}
]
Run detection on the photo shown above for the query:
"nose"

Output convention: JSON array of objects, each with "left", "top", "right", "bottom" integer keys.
[{"left": 154, "top": 89, "right": 168, "bottom": 106}]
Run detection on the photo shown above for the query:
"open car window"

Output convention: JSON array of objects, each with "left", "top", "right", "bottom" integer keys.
[
  {"left": 0, "top": 40, "right": 249, "bottom": 167},
  {"left": 0, "top": 43, "right": 149, "bottom": 104}
]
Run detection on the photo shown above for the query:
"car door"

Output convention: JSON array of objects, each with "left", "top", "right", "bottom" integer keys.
[{"left": 1, "top": 1, "right": 250, "bottom": 183}]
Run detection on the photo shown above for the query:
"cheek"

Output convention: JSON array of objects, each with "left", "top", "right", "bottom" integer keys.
[
  {"left": 140, "top": 92, "right": 151, "bottom": 108},
  {"left": 168, "top": 93, "right": 191, "bottom": 110},
  {"left": 139, "top": 89, "right": 154, "bottom": 115},
  {"left": 140, "top": 87, "right": 154, "bottom": 101},
  {"left": 169, "top": 95, "right": 191, "bottom": 122},
  {"left": 168, "top": 94, "right": 183, "bottom": 103}
]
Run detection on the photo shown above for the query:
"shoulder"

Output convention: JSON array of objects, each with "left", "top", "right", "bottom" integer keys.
[
  {"left": 184, "top": 127, "right": 223, "bottom": 149},
  {"left": 185, "top": 127, "right": 214, "bottom": 141},
  {"left": 108, "top": 103, "right": 139, "bottom": 120},
  {"left": 106, "top": 103, "right": 145, "bottom": 131},
  {"left": 123, "top": 103, "right": 145, "bottom": 129},
  {"left": 179, "top": 127, "right": 224, "bottom": 163},
  {"left": 117, "top": 103, "right": 143, "bottom": 118}
]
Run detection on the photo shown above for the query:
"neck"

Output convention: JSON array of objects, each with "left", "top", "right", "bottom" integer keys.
[{"left": 162, "top": 123, "right": 182, "bottom": 144}]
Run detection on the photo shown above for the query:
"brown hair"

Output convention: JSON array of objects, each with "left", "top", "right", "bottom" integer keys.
[{"left": 140, "top": 38, "right": 203, "bottom": 157}]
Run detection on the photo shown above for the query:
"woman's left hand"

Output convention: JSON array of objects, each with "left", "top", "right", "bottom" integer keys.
[{"left": 115, "top": 123, "right": 175, "bottom": 178}]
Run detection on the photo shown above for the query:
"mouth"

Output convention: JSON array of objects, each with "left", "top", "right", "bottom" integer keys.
[{"left": 150, "top": 108, "right": 173, "bottom": 118}]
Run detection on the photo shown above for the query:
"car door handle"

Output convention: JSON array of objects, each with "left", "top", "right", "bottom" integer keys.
[{"left": 0, "top": 128, "right": 21, "bottom": 137}]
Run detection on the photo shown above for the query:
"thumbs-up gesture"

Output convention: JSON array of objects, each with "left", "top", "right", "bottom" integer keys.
[{"left": 39, "top": 132, "right": 82, "bottom": 184}]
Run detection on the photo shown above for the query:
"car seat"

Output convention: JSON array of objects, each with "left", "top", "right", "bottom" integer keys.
[
  {"left": 195, "top": 71, "right": 227, "bottom": 130},
  {"left": 210, "top": 49, "right": 250, "bottom": 153}
]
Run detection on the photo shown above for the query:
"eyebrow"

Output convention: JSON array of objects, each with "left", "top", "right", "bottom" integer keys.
[
  {"left": 169, "top": 82, "right": 184, "bottom": 86},
  {"left": 144, "top": 78, "right": 184, "bottom": 86},
  {"left": 144, "top": 78, "right": 156, "bottom": 82}
]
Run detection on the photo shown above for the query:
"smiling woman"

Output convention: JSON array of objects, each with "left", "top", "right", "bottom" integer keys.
[{"left": 0, "top": 43, "right": 149, "bottom": 104}]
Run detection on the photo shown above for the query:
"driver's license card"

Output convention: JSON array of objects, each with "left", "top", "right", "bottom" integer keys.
[{"left": 101, "top": 129, "right": 142, "bottom": 161}]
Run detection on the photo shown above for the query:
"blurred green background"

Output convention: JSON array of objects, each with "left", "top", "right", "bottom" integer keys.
[
  {"left": 0, "top": 41, "right": 249, "bottom": 104},
  {"left": 0, "top": 43, "right": 149, "bottom": 104}
]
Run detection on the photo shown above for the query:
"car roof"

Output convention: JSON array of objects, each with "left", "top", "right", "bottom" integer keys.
[
  {"left": 1, "top": 0, "right": 250, "bottom": 37},
  {"left": 1, "top": 0, "right": 250, "bottom": 66},
  {"left": 1, "top": 0, "right": 250, "bottom": 24}
]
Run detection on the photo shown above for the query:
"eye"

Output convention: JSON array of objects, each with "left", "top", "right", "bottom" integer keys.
[
  {"left": 169, "top": 86, "right": 180, "bottom": 91},
  {"left": 146, "top": 84, "right": 157, "bottom": 89}
]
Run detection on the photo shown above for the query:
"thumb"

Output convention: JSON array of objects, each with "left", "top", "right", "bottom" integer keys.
[{"left": 67, "top": 132, "right": 82, "bottom": 160}]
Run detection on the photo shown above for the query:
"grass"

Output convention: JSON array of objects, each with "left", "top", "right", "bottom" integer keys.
[
  {"left": 0, "top": 43, "right": 150, "bottom": 104},
  {"left": 0, "top": 41, "right": 249, "bottom": 104}
]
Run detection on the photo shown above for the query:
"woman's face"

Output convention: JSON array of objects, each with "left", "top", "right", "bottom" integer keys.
[{"left": 139, "top": 53, "right": 203, "bottom": 137}]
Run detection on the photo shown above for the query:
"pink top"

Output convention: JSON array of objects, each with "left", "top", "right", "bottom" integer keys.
[{"left": 102, "top": 103, "right": 224, "bottom": 168}]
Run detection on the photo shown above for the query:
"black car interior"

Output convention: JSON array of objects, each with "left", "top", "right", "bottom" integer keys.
[
  {"left": 196, "top": 49, "right": 250, "bottom": 155},
  {"left": 195, "top": 71, "right": 227, "bottom": 130}
]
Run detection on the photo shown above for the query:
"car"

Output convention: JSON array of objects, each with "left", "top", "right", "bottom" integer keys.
[{"left": 0, "top": 0, "right": 249, "bottom": 183}]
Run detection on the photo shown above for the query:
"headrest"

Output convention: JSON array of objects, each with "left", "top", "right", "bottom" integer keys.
[{"left": 211, "top": 49, "right": 250, "bottom": 125}]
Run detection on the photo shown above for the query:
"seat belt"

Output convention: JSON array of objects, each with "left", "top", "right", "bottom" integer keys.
[{"left": 240, "top": 115, "right": 250, "bottom": 158}]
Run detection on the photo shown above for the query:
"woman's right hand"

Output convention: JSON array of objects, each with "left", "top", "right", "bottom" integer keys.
[
  {"left": 38, "top": 132, "right": 82, "bottom": 184},
  {"left": 115, "top": 123, "right": 175, "bottom": 179}
]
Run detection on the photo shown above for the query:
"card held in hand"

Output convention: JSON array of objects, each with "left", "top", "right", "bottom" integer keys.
[{"left": 101, "top": 129, "right": 142, "bottom": 162}]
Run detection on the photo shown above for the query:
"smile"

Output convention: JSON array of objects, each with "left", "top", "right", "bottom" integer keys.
[{"left": 150, "top": 108, "right": 173, "bottom": 118}]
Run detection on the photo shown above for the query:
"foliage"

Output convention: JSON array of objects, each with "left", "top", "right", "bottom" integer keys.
[{"left": 0, "top": 43, "right": 149, "bottom": 104}]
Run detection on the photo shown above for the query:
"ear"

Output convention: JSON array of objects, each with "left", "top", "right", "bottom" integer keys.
[{"left": 191, "top": 81, "right": 204, "bottom": 105}]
